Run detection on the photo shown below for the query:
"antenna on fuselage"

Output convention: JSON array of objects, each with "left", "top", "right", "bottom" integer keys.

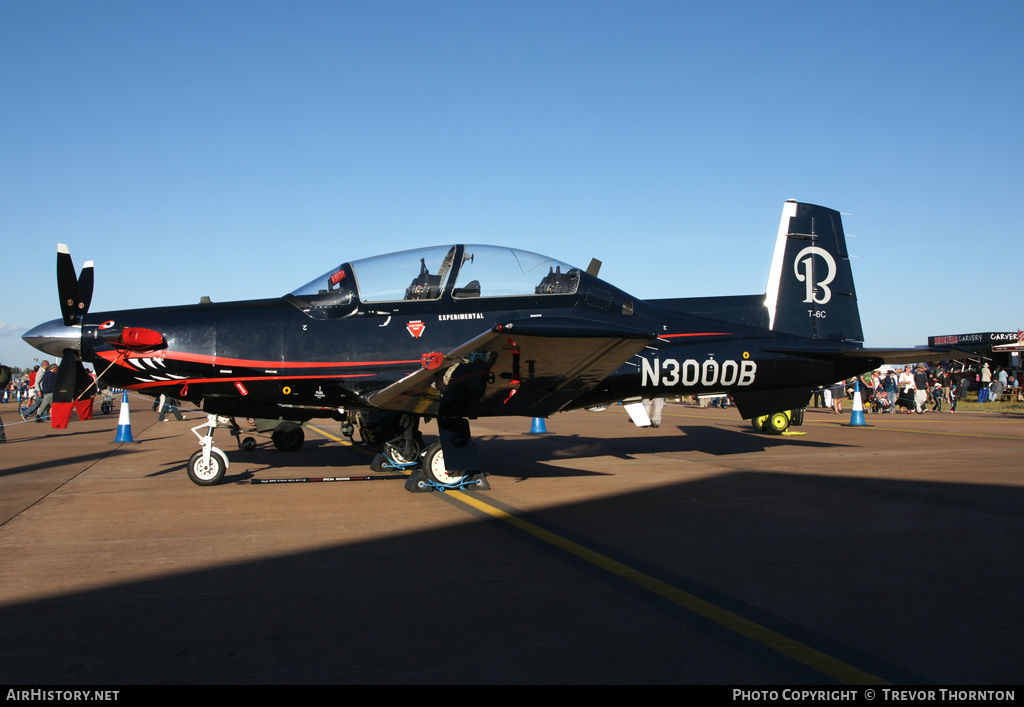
[{"left": 586, "top": 258, "right": 602, "bottom": 277}]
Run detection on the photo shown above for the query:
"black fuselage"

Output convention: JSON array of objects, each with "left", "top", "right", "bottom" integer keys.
[{"left": 76, "top": 269, "right": 873, "bottom": 423}]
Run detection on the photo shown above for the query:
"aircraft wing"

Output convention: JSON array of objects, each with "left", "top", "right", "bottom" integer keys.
[{"left": 365, "top": 317, "right": 656, "bottom": 418}]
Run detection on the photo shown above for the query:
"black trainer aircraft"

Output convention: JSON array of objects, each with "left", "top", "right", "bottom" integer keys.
[{"left": 23, "top": 201, "right": 944, "bottom": 491}]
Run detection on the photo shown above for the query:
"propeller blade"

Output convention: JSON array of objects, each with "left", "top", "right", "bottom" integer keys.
[
  {"left": 51, "top": 348, "right": 80, "bottom": 429},
  {"left": 57, "top": 244, "right": 80, "bottom": 326},
  {"left": 78, "top": 261, "right": 94, "bottom": 317},
  {"left": 56, "top": 245, "right": 94, "bottom": 325},
  {"left": 53, "top": 348, "right": 79, "bottom": 404}
]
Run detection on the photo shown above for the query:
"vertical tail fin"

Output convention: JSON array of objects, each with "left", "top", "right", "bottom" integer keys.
[{"left": 764, "top": 201, "right": 863, "bottom": 343}]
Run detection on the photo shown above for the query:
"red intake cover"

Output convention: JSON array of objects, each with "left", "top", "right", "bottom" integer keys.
[{"left": 118, "top": 328, "right": 164, "bottom": 350}]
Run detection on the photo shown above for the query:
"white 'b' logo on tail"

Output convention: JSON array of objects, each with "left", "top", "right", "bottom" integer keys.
[{"left": 794, "top": 246, "right": 836, "bottom": 304}]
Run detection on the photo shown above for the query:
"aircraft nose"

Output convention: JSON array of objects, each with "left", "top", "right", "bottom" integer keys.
[{"left": 22, "top": 318, "right": 82, "bottom": 357}]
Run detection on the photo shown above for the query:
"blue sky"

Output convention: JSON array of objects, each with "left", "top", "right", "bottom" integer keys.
[{"left": 2, "top": 1, "right": 1021, "bottom": 367}]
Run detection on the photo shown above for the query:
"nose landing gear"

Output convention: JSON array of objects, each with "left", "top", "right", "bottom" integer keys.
[{"left": 187, "top": 415, "right": 230, "bottom": 485}]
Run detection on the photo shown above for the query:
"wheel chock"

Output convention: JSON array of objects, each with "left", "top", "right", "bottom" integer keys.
[{"left": 404, "top": 470, "right": 490, "bottom": 493}]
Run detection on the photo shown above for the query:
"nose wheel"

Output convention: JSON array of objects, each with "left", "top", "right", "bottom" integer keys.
[{"left": 187, "top": 447, "right": 228, "bottom": 485}]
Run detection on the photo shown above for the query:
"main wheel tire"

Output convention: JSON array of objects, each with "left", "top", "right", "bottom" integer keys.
[
  {"left": 187, "top": 449, "right": 227, "bottom": 486},
  {"left": 384, "top": 435, "right": 423, "bottom": 465},
  {"left": 272, "top": 422, "right": 304, "bottom": 452},
  {"left": 421, "top": 442, "right": 467, "bottom": 486},
  {"left": 766, "top": 411, "right": 790, "bottom": 435},
  {"left": 751, "top": 415, "right": 768, "bottom": 432}
]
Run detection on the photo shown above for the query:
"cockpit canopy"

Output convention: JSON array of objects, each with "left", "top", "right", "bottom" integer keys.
[{"left": 289, "top": 245, "right": 580, "bottom": 316}]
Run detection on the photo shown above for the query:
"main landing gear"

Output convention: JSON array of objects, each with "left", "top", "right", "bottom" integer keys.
[
  {"left": 750, "top": 408, "right": 805, "bottom": 435},
  {"left": 369, "top": 414, "right": 490, "bottom": 493}
]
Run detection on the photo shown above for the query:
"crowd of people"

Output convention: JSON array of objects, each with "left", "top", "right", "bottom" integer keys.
[
  {"left": 3, "top": 361, "right": 56, "bottom": 423},
  {"left": 814, "top": 362, "right": 1024, "bottom": 415}
]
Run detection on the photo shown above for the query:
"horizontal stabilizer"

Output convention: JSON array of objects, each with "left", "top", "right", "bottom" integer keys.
[
  {"left": 763, "top": 345, "right": 953, "bottom": 367},
  {"left": 732, "top": 387, "right": 817, "bottom": 420}
]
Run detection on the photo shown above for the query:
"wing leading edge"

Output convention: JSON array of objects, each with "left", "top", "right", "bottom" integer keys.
[{"left": 365, "top": 317, "right": 656, "bottom": 418}]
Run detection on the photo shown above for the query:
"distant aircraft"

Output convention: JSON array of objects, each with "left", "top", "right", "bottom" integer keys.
[{"left": 24, "top": 201, "right": 947, "bottom": 491}]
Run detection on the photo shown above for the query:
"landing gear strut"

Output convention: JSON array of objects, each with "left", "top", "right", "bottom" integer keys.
[{"left": 370, "top": 414, "right": 423, "bottom": 471}]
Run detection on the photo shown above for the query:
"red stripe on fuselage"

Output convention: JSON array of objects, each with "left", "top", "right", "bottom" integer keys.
[
  {"left": 94, "top": 349, "right": 420, "bottom": 369},
  {"left": 123, "top": 373, "right": 377, "bottom": 391},
  {"left": 659, "top": 332, "right": 732, "bottom": 338}
]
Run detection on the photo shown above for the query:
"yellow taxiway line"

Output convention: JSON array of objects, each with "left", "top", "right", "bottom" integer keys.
[{"left": 308, "top": 423, "right": 890, "bottom": 684}]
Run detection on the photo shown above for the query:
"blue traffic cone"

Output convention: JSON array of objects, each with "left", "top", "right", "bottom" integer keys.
[
  {"left": 848, "top": 381, "right": 867, "bottom": 427},
  {"left": 112, "top": 391, "right": 140, "bottom": 444},
  {"left": 526, "top": 417, "right": 552, "bottom": 434}
]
